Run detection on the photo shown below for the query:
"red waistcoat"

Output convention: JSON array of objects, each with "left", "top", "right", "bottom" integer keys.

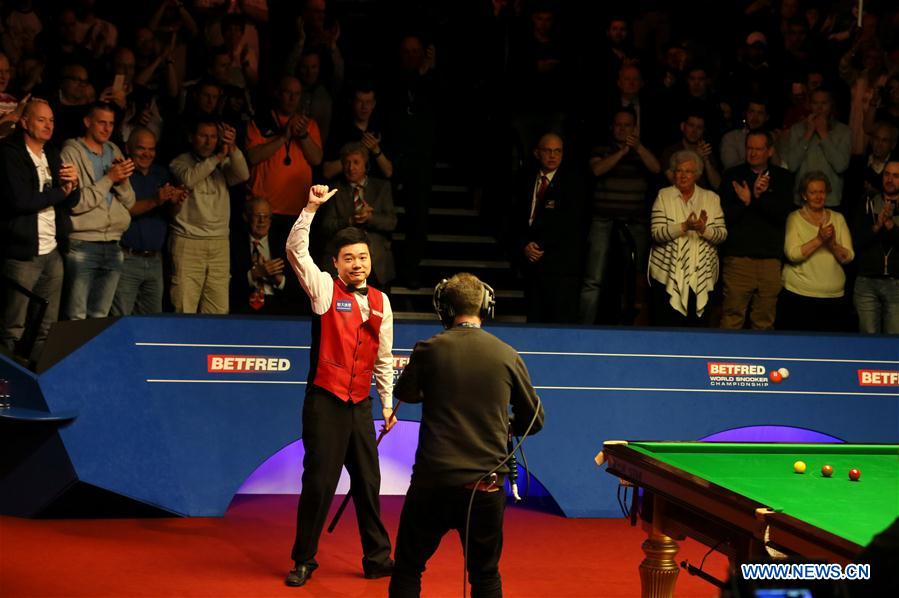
[{"left": 312, "top": 279, "right": 384, "bottom": 403}]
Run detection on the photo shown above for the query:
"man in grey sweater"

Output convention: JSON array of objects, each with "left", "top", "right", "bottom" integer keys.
[
  {"left": 60, "top": 101, "right": 136, "bottom": 319},
  {"left": 169, "top": 118, "right": 249, "bottom": 313}
]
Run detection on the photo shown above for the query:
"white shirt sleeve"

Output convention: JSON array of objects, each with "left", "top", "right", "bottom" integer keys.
[
  {"left": 285, "top": 209, "right": 333, "bottom": 314},
  {"left": 373, "top": 294, "right": 395, "bottom": 410}
]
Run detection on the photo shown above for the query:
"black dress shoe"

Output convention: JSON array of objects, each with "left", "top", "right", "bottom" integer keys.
[
  {"left": 363, "top": 558, "right": 394, "bottom": 579},
  {"left": 285, "top": 564, "right": 315, "bottom": 587}
]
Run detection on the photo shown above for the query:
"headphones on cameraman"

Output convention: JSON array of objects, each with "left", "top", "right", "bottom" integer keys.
[{"left": 432, "top": 277, "right": 496, "bottom": 329}]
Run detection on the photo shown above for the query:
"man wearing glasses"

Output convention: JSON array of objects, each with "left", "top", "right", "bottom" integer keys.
[
  {"left": 51, "top": 64, "right": 94, "bottom": 144},
  {"left": 509, "top": 132, "right": 585, "bottom": 323},
  {"left": 229, "top": 196, "right": 298, "bottom": 315}
]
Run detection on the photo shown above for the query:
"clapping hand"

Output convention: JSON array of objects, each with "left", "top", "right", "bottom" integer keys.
[
  {"left": 753, "top": 171, "right": 770, "bottom": 198},
  {"left": 290, "top": 114, "right": 310, "bottom": 139},
  {"left": 818, "top": 223, "right": 835, "bottom": 244},
  {"left": 684, "top": 210, "right": 708, "bottom": 234},
  {"left": 732, "top": 180, "right": 752, "bottom": 205},
  {"left": 361, "top": 131, "right": 381, "bottom": 154},
  {"left": 878, "top": 202, "right": 895, "bottom": 231},
  {"left": 217, "top": 123, "right": 237, "bottom": 157},
  {"left": 352, "top": 201, "right": 373, "bottom": 224},
  {"left": 108, "top": 157, "right": 135, "bottom": 183},
  {"left": 60, "top": 162, "right": 79, "bottom": 195}
]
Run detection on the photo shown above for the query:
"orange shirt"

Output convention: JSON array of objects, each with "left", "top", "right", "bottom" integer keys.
[{"left": 246, "top": 113, "right": 322, "bottom": 216}]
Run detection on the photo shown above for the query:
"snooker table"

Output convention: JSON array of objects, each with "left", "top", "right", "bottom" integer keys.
[{"left": 598, "top": 441, "right": 899, "bottom": 597}]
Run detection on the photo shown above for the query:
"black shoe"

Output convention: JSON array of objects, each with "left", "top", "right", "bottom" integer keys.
[
  {"left": 363, "top": 558, "right": 394, "bottom": 579},
  {"left": 285, "top": 564, "right": 315, "bottom": 587}
]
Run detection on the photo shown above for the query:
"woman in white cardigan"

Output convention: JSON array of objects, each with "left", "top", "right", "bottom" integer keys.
[{"left": 649, "top": 150, "right": 727, "bottom": 326}]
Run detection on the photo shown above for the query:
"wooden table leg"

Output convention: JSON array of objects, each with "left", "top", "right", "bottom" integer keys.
[{"left": 639, "top": 496, "right": 680, "bottom": 598}]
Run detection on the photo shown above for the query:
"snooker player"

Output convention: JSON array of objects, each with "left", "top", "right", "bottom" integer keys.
[{"left": 284, "top": 185, "right": 397, "bottom": 587}]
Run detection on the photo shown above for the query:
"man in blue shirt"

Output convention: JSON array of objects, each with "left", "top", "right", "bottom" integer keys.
[{"left": 111, "top": 127, "right": 185, "bottom": 315}]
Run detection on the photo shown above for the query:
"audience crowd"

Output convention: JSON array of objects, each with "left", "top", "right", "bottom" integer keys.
[{"left": 2, "top": 0, "right": 899, "bottom": 365}]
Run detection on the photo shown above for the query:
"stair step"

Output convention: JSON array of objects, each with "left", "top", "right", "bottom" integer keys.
[
  {"left": 420, "top": 258, "right": 510, "bottom": 269},
  {"left": 395, "top": 206, "right": 478, "bottom": 217},
  {"left": 393, "top": 233, "right": 496, "bottom": 244}
]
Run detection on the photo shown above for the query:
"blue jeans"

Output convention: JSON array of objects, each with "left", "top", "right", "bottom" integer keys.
[
  {"left": 1, "top": 250, "right": 64, "bottom": 362},
  {"left": 111, "top": 253, "right": 164, "bottom": 316},
  {"left": 578, "top": 217, "right": 648, "bottom": 324},
  {"left": 64, "top": 240, "right": 124, "bottom": 320},
  {"left": 854, "top": 276, "right": 899, "bottom": 334}
]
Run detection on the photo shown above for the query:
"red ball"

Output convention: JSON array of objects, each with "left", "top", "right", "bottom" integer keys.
[
  {"left": 848, "top": 468, "right": 861, "bottom": 481},
  {"left": 821, "top": 465, "right": 833, "bottom": 477},
  {"left": 769, "top": 370, "right": 783, "bottom": 383}
]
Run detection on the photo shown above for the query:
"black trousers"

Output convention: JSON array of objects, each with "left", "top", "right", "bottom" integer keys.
[
  {"left": 291, "top": 386, "right": 392, "bottom": 570},
  {"left": 389, "top": 484, "right": 506, "bottom": 598}
]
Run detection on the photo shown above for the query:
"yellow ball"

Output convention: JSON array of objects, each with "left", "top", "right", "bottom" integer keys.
[{"left": 793, "top": 460, "right": 807, "bottom": 474}]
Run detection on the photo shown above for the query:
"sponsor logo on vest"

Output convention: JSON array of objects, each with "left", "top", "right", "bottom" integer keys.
[
  {"left": 336, "top": 300, "right": 353, "bottom": 312},
  {"left": 208, "top": 355, "right": 291, "bottom": 373},
  {"left": 857, "top": 370, "right": 899, "bottom": 386}
]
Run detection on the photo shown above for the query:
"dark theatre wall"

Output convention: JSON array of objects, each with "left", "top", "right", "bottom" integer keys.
[{"left": 1, "top": 316, "right": 897, "bottom": 517}]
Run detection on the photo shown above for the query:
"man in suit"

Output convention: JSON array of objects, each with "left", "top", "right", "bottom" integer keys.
[
  {"left": 230, "top": 196, "right": 302, "bottom": 315},
  {"left": 509, "top": 132, "right": 585, "bottom": 323},
  {"left": 318, "top": 142, "right": 397, "bottom": 289}
]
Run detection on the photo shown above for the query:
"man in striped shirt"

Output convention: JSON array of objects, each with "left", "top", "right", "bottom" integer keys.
[{"left": 579, "top": 107, "right": 661, "bottom": 324}]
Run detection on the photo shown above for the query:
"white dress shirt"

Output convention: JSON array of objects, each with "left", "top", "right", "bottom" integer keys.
[{"left": 286, "top": 209, "right": 394, "bottom": 408}]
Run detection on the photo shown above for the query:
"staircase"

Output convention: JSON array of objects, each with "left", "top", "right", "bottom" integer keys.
[{"left": 391, "top": 163, "right": 525, "bottom": 322}]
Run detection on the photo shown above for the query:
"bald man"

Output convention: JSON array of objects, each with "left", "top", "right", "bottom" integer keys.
[
  {"left": 1, "top": 99, "right": 80, "bottom": 363},
  {"left": 111, "top": 127, "right": 184, "bottom": 315}
]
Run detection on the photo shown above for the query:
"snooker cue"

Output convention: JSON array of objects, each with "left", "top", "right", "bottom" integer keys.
[{"left": 327, "top": 401, "right": 401, "bottom": 533}]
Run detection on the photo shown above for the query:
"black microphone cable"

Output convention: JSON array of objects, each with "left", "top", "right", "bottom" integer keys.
[{"left": 461, "top": 395, "right": 542, "bottom": 598}]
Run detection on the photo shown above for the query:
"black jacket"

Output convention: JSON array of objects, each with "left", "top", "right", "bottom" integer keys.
[
  {"left": 395, "top": 326, "right": 544, "bottom": 488},
  {"left": 0, "top": 131, "right": 80, "bottom": 260},
  {"left": 509, "top": 164, "right": 586, "bottom": 277},
  {"left": 720, "top": 163, "right": 794, "bottom": 259}
]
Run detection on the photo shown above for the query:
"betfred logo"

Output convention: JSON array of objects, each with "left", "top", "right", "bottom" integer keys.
[
  {"left": 858, "top": 370, "right": 899, "bottom": 386},
  {"left": 207, "top": 355, "right": 291, "bottom": 373},
  {"left": 392, "top": 354, "right": 410, "bottom": 384},
  {"left": 707, "top": 362, "right": 766, "bottom": 376}
]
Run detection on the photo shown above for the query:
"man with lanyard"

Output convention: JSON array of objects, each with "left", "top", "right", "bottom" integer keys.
[{"left": 284, "top": 184, "right": 396, "bottom": 587}]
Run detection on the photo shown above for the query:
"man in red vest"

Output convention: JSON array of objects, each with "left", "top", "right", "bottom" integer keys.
[{"left": 284, "top": 184, "right": 397, "bottom": 587}]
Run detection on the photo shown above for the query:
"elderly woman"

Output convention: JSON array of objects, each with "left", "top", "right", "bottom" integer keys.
[
  {"left": 318, "top": 142, "right": 398, "bottom": 288},
  {"left": 777, "top": 171, "right": 854, "bottom": 331},
  {"left": 649, "top": 150, "right": 727, "bottom": 326}
]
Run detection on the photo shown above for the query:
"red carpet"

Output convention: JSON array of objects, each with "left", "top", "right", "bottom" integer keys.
[{"left": 1, "top": 495, "right": 728, "bottom": 597}]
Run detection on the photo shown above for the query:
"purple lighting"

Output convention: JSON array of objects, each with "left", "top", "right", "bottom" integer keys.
[
  {"left": 238, "top": 421, "right": 421, "bottom": 495},
  {"left": 701, "top": 425, "right": 844, "bottom": 443}
]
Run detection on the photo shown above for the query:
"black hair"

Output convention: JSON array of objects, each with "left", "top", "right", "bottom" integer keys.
[{"left": 329, "top": 227, "right": 370, "bottom": 258}]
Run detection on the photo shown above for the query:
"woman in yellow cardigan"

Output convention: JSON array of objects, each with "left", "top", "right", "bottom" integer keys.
[{"left": 778, "top": 171, "right": 854, "bottom": 331}]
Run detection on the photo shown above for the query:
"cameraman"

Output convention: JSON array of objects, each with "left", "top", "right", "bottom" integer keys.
[{"left": 389, "top": 273, "right": 544, "bottom": 598}]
